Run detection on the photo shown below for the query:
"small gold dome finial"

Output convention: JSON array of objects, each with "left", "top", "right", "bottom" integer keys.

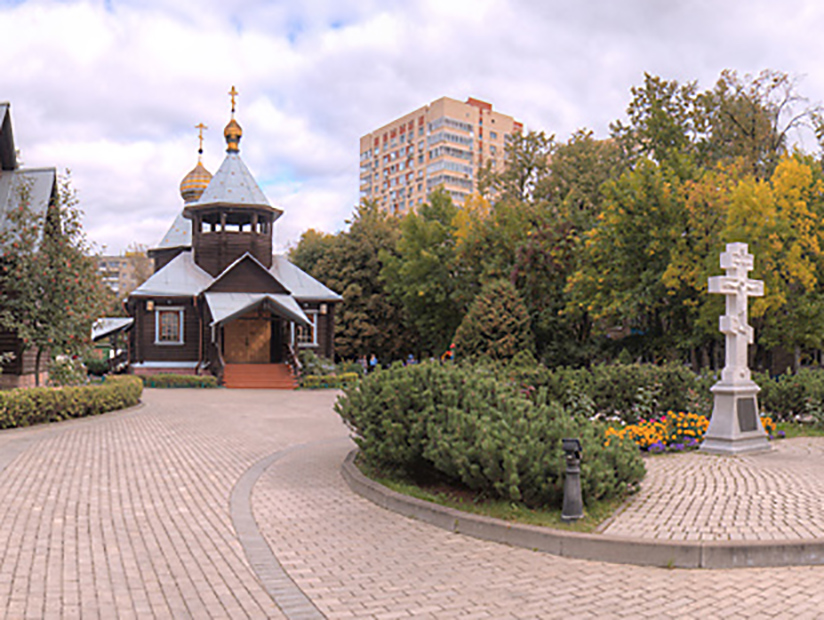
[
  {"left": 181, "top": 123, "right": 213, "bottom": 203},
  {"left": 224, "top": 85, "right": 242, "bottom": 153}
]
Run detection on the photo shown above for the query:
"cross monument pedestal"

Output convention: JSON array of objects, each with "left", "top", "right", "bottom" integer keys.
[{"left": 700, "top": 243, "right": 771, "bottom": 455}]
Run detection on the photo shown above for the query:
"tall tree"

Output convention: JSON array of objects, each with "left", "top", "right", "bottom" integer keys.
[
  {"left": 698, "top": 69, "right": 818, "bottom": 179},
  {"left": 612, "top": 69, "right": 820, "bottom": 179},
  {"left": 724, "top": 155, "right": 824, "bottom": 368},
  {"left": 660, "top": 163, "right": 741, "bottom": 366},
  {"left": 510, "top": 217, "right": 591, "bottom": 366},
  {"left": 567, "top": 159, "right": 692, "bottom": 360},
  {"left": 539, "top": 129, "right": 625, "bottom": 229},
  {"left": 610, "top": 72, "right": 703, "bottom": 170},
  {"left": 0, "top": 174, "right": 112, "bottom": 385},
  {"left": 380, "top": 189, "right": 462, "bottom": 356},
  {"left": 289, "top": 228, "right": 335, "bottom": 276},
  {"left": 479, "top": 130, "right": 553, "bottom": 203},
  {"left": 289, "top": 201, "right": 414, "bottom": 362}
]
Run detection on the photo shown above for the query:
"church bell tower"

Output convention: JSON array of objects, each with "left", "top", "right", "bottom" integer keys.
[{"left": 183, "top": 86, "right": 282, "bottom": 277}]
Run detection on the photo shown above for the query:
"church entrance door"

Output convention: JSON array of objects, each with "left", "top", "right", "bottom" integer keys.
[
  {"left": 270, "top": 319, "right": 284, "bottom": 363},
  {"left": 224, "top": 317, "right": 271, "bottom": 363}
]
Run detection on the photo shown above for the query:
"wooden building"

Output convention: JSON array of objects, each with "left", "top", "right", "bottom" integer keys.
[
  {"left": 0, "top": 103, "right": 58, "bottom": 388},
  {"left": 128, "top": 92, "right": 341, "bottom": 388}
]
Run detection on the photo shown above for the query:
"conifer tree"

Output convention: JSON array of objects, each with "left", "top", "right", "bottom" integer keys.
[{"left": 452, "top": 279, "right": 534, "bottom": 362}]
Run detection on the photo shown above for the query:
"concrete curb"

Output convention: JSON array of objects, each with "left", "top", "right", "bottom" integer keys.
[
  {"left": 341, "top": 449, "right": 824, "bottom": 570},
  {"left": 232, "top": 442, "right": 328, "bottom": 620}
]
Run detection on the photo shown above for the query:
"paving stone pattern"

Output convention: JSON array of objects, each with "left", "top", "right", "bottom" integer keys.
[
  {"left": 1, "top": 389, "right": 824, "bottom": 618},
  {"left": 254, "top": 440, "right": 824, "bottom": 619},
  {"left": 0, "top": 389, "right": 343, "bottom": 619},
  {"left": 601, "top": 439, "right": 824, "bottom": 541}
]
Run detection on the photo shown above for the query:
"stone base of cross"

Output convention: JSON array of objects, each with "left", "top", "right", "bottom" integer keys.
[{"left": 700, "top": 243, "right": 770, "bottom": 455}]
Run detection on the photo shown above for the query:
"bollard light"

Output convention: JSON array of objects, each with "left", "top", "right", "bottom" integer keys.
[{"left": 561, "top": 437, "right": 584, "bottom": 522}]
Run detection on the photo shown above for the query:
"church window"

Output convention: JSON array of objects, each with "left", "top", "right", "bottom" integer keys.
[
  {"left": 296, "top": 311, "right": 318, "bottom": 347},
  {"left": 155, "top": 308, "right": 184, "bottom": 344}
]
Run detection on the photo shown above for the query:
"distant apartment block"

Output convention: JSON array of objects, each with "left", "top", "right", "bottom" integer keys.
[
  {"left": 97, "top": 252, "right": 153, "bottom": 298},
  {"left": 359, "top": 96, "right": 522, "bottom": 214}
]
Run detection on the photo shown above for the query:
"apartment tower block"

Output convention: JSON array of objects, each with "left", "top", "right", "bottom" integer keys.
[{"left": 359, "top": 96, "right": 522, "bottom": 214}]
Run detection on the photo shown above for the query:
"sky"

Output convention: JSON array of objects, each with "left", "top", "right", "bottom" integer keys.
[{"left": 2, "top": 0, "right": 824, "bottom": 255}]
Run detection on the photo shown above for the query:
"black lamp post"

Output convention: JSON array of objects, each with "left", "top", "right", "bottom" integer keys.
[{"left": 561, "top": 437, "right": 584, "bottom": 522}]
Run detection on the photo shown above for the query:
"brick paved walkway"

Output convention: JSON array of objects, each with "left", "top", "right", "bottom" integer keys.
[
  {"left": 255, "top": 438, "right": 824, "bottom": 619},
  {"left": 600, "top": 438, "right": 824, "bottom": 541},
  {"left": 1, "top": 389, "right": 824, "bottom": 618},
  {"left": 0, "top": 389, "right": 344, "bottom": 619}
]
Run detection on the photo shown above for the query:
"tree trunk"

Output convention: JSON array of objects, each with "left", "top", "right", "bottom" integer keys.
[
  {"left": 794, "top": 346, "right": 801, "bottom": 374},
  {"left": 34, "top": 347, "right": 42, "bottom": 387}
]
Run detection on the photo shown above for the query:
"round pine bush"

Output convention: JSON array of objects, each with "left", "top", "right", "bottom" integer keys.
[{"left": 336, "top": 362, "right": 644, "bottom": 509}]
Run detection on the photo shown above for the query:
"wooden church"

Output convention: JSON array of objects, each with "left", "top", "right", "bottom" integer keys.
[{"left": 127, "top": 89, "right": 341, "bottom": 388}]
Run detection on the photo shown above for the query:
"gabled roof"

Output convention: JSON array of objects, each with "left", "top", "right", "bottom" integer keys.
[
  {"left": 132, "top": 242, "right": 342, "bottom": 307},
  {"left": 206, "top": 251, "right": 291, "bottom": 294},
  {"left": 204, "top": 292, "right": 310, "bottom": 327},
  {"left": 271, "top": 255, "right": 343, "bottom": 302},
  {"left": 92, "top": 317, "right": 134, "bottom": 341},
  {"left": 196, "top": 152, "right": 273, "bottom": 208},
  {"left": 154, "top": 211, "right": 191, "bottom": 250},
  {"left": 0, "top": 104, "right": 57, "bottom": 243},
  {"left": 130, "top": 251, "right": 213, "bottom": 297},
  {"left": 0, "top": 167, "right": 57, "bottom": 236}
]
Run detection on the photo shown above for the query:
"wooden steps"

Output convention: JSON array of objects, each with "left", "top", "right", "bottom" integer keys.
[{"left": 223, "top": 363, "right": 297, "bottom": 389}]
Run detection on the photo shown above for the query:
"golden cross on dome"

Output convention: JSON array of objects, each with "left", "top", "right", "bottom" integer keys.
[
  {"left": 195, "top": 123, "right": 207, "bottom": 158},
  {"left": 229, "top": 85, "right": 238, "bottom": 115}
]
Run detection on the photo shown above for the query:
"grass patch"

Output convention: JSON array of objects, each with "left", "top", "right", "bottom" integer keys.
[
  {"left": 776, "top": 422, "right": 824, "bottom": 439},
  {"left": 358, "top": 459, "right": 628, "bottom": 534}
]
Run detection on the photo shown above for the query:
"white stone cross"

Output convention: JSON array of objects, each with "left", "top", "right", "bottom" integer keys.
[{"left": 708, "top": 243, "right": 764, "bottom": 384}]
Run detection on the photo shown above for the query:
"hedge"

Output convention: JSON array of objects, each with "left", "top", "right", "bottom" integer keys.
[
  {"left": 755, "top": 369, "right": 824, "bottom": 423},
  {"left": 507, "top": 362, "right": 717, "bottom": 423},
  {"left": 0, "top": 375, "right": 143, "bottom": 429},
  {"left": 141, "top": 374, "right": 218, "bottom": 388},
  {"left": 500, "top": 361, "right": 824, "bottom": 424},
  {"left": 336, "top": 362, "right": 644, "bottom": 509}
]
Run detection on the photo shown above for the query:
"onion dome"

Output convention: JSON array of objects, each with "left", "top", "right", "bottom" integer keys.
[
  {"left": 224, "top": 118, "right": 242, "bottom": 153},
  {"left": 179, "top": 160, "right": 212, "bottom": 204},
  {"left": 224, "top": 85, "right": 242, "bottom": 153}
]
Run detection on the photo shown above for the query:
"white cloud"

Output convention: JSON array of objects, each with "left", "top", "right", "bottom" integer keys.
[{"left": 3, "top": 0, "right": 824, "bottom": 254}]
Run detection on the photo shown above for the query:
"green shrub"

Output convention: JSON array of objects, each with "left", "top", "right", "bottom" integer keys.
[
  {"left": 511, "top": 362, "right": 716, "bottom": 423},
  {"left": 0, "top": 375, "right": 143, "bottom": 429},
  {"left": 337, "top": 360, "right": 366, "bottom": 376},
  {"left": 48, "top": 357, "right": 89, "bottom": 387},
  {"left": 336, "top": 362, "right": 644, "bottom": 509},
  {"left": 756, "top": 369, "right": 824, "bottom": 422},
  {"left": 301, "top": 373, "right": 359, "bottom": 389},
  {"left": 140, "top": 374, "right": 218, "bottom": 388},
  {"left": 84, "top": 357, "right": 110, "bottom": 377},
  {"left": 336, "top": 362, "right": 435, "bottom": 471},
  {"left": 298, "top": 350, "right": 336, "bottom": 377}
]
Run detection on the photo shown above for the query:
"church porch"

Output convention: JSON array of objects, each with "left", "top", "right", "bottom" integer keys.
[{"left": 205, "top": 293, "right": 309, "bottom": 388}]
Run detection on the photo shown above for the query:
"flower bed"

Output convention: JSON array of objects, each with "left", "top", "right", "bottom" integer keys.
[{"left": 605, "top": 411, "right": 781, "bottom": 453}]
